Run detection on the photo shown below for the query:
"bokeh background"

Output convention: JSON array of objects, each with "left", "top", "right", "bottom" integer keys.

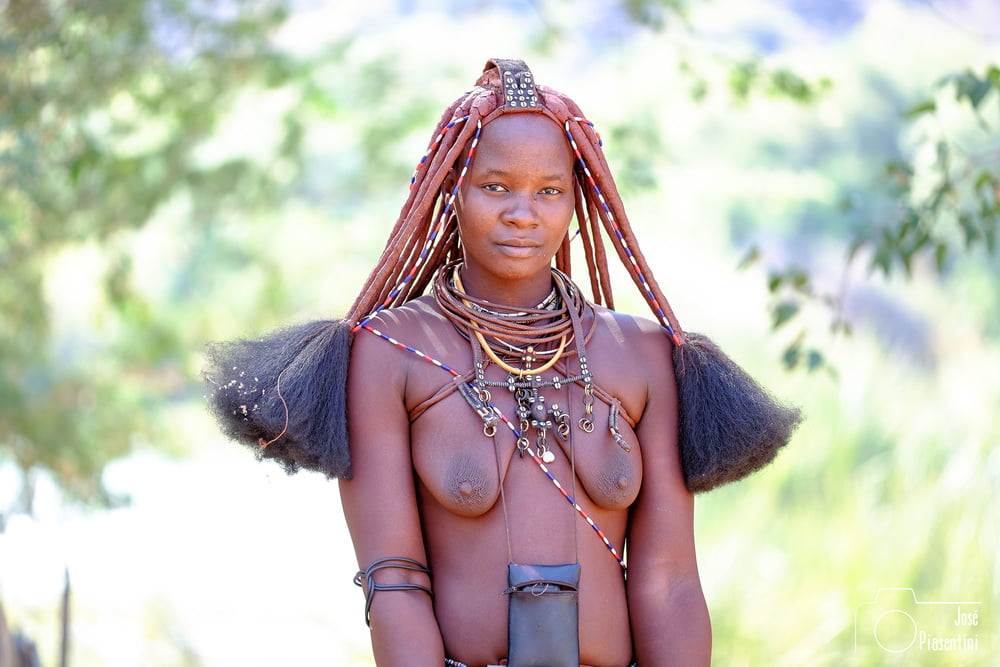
[{"left": 1, "top": 0, "right": 998, "bottom": 665}]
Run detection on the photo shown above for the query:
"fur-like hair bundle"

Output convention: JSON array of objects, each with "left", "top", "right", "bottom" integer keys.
[{"left": 205, "top": 319, "right": 353, "bottom": 478}]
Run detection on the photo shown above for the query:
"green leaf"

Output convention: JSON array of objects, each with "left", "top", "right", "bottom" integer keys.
[
  {"left": 772, "top": 300, "right": 800, "bottom": 329},
  {"left": 988, "top": 65, "right": 1000, "bottom": 87},
  {"left": 788, "top": 268, "right": 810, "bottom": 291},
  {"left": 904, "top": 99, "right": 936, "bottom": 119},
  {"left": 958, "top": 214, "right": 978, "bottom": 248},
  {"left": 872, "top": 248, "right": 892, "bottom": 276},
  {"left": 782, "top": 343, "right": 801, "bottom": 369},
  {"left": 971, "top": 80, "right": 993, "bottom": 108},
  {"left": 806, "top": 350, "right": 824, "bottom": 372},
  {"left": 767, "top": 272, "right": 782, "bottom": 293},
  {"left": 898, "top": 209, "right": 919, "bottom": 240},
  {"left": 934, "top": 242, "right": 948, "bottom": 273},
  {"left": 900, "top": 247, "right": 914, "bottom": 277},
  {"left": 974, "top": 170, "right": 995, "bottom": 193},
  {"left": 953, "top": 70, "right": 993, "bottom": 109},
  {"left": 928, "top": 183, "right": 953, "bottom": 213},
  {"left": 769, "top": 69, "right": 812, "bottom": 102},
  {"left": 728, "top": 61, "right": 758, "bottom": 101}
]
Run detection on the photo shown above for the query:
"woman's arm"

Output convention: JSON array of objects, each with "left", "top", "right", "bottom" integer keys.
[
  {"left": 627, "top": 328, "right": 711, "bottom": 666},
  {"left": 339, "top": 326, "right": 445, "bottom": 666}
]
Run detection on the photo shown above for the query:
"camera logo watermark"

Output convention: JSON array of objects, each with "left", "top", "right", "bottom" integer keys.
[{"left": 855, "top": 588, "right": 982, "bottom": 655}]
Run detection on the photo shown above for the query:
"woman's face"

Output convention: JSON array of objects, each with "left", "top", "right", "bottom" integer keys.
[{"left": 455, "top": 113, "right": 576, "bottom": 306}]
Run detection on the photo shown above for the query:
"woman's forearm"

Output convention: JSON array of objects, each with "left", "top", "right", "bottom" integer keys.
[
  {"left": 367, "top": 591, "right": 445, "bottom": 667},
  {"left": 629, "top": 577, "right": 711, "bottom": 667}
]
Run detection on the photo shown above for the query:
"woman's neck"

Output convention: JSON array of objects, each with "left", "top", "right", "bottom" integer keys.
[{"left": 456, "top": 267, "right": 555, "bottom": 309}]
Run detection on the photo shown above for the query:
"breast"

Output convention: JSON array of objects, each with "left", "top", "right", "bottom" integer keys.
[
  {"left": 576, "top": 447, "right": 642, "bottom": 510},
  {"left": 410, "top": 393, "right": 503, "bottom": 518},
  {"left": 570, "top": 400, "right": 643, "bottom": 511}
]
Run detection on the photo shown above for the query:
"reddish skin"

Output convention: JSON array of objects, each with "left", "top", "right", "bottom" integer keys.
[{"left": 340, "top": 114, "right": 711, "bottom": 666}]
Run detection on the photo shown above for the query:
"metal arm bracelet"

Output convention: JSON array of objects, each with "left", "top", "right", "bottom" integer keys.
[{"left": 353, "top": 556, "right": 433, "bottom": 627}]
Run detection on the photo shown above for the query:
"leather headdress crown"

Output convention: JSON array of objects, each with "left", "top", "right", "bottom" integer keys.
[{"left": 482, "top": 58, "right": 539, "bottom": 110}]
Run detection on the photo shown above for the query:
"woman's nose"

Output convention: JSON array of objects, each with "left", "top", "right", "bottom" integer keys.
[{"left": 502, "top": 192, "right": 539, "bottom": 227}]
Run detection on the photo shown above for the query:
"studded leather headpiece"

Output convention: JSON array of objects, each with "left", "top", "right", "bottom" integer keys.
[{"left": 482, "top": 58, "right": 539, "bottom": 110}]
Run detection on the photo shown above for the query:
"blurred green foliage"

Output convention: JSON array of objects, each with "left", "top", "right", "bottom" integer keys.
[
  {"left": 0, "top": 0, "right": 474, "bottom": 524},
  {"left": 743, "top": 63, "right": 1000, "bottom": 373},
  {"left": 630, "top": 2, "right": 1000, "bottom": 374},
  {"left": 0, "top": 0, "right": 304, "bottom": 516}
]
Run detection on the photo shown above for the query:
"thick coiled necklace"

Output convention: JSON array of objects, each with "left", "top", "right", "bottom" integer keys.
[{"left": 433, "top": 261, "right": 602, "bottom": 463}]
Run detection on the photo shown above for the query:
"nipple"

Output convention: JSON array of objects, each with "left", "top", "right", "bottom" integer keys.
[
  {"left": 459, "top": 481, "right": 474, "bottom": 497},
  {"left": 616, "top": 476, "right": 629, "bottom": 490}
]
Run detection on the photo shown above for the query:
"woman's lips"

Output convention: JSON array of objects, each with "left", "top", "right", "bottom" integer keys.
[{"left": 496, "top": 239, "right": 540, "bottom": 257}]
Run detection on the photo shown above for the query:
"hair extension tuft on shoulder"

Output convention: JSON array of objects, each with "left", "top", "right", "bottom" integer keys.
[
  {"left": 203, "top": 319, "right": 353, "bottom": 479},
  {"left": 673, "top": 332, "right": 802, "bottom": 492}
]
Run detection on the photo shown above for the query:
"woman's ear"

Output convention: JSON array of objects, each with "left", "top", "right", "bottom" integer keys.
[
  {"left": 441, "top": 168, "right": 457, "bottom": 197},
  {"left": 442, "top": 168, "right": 464, "bottom": 216}
]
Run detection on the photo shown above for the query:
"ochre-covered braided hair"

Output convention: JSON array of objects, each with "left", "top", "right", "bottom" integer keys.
[
  {"left": 205, "top": 59, "right": 801, "bottom": 492},
  {"left": 346, "top": 60, "right": 683, "bottom": 348}
]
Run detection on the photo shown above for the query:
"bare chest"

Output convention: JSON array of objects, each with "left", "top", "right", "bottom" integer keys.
[{"left": 406, "top": 360, "right": 644, "bottom": 518}]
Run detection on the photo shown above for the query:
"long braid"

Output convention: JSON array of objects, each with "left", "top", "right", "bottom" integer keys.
[
  {"left": 346, "top": 99, "right": 468, "bottom": 319},
  {"left": 560, "top": 109, "right": 685, "bottom": 344},
  {"left": 348, "top": 103, "right": 486, "bottom": 324},
  {"left": 567, "top": 172, "right": 611, "bottom": 310}
]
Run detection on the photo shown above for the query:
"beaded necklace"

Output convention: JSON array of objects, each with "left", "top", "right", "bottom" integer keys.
[{"left": 434, "top": 262, "right": 600, "bottom": 464}]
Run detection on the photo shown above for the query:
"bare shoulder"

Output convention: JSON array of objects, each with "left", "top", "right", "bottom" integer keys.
[
  {"left": 357, "top": 295, "right": 446, "bottom": 336},
  {"left": 350, "top": 296, "right": 467, "bottom": 396},
  {"left": 586, "top": 305, "right": 676, "bottom": 424},
  {"left": 353, "top": 295, "right": 452, "bottom": 349},
  {"left": 592, "top": 305, "right": 675, "bottom": 368},
  {"left": 347, "top": 298, "right": 452, "bottom": 442}
]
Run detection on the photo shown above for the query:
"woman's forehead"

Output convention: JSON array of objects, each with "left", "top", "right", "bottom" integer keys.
[
  {"left": 481, "top": 112, "right": 563, "bottom": 141},
  {"left": 472, "top": 113, "right": 574, "bottom": 170}
]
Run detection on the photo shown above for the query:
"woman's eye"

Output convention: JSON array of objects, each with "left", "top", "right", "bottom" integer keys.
[
  {"left": 483, "top": 184, "right": 506, "bottom": 192},
  {"left": 540, "top": 187, "right": 561, "bottom": 195}
]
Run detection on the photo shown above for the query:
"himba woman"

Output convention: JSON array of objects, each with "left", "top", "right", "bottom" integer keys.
[{"left": 206, "top": 59, "right": 800, "bottom": 666}]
